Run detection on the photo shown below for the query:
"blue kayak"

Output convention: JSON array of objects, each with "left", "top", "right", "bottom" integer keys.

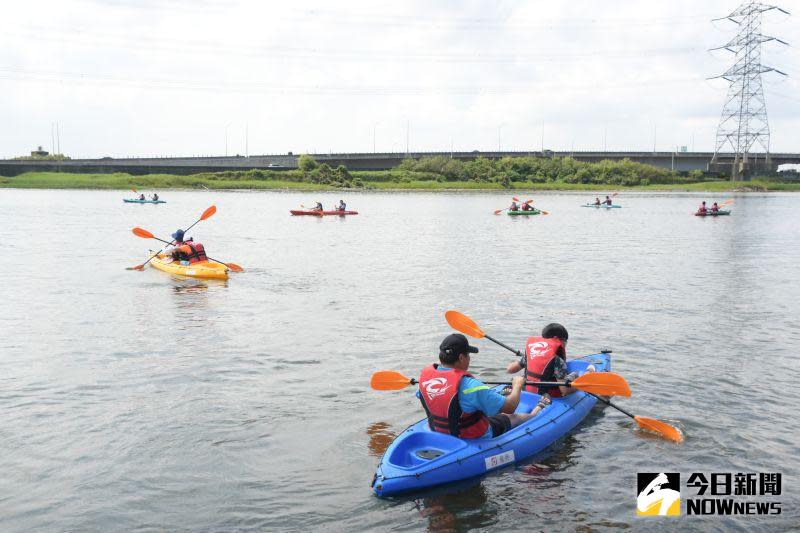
[
  {"left": 372, "top": 352, "right": 610, "bottom": 497},
  {"left": 582, "top": 204, "right": 621, "bottom": 208},
  {"left": 123, "top": 199, "right": 166, "bottom": 204}
]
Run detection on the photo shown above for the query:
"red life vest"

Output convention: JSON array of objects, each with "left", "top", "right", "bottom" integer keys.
[
  {"left": 178, "top": 242, "right": 208, "bottom": 264},
  {"left": 524, "top": 336, "right": 565, "bottom": 398},
  {"left": 418, "top": 364, "right": 490, "bottom": 439}
]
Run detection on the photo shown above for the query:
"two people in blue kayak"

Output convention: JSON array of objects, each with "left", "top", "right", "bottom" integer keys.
[
  {"left": 417, "top": 334, "right": 551, "bottom": 440},
  {"left": 593, "top": 196, "right": 613, "bottom": 206}
]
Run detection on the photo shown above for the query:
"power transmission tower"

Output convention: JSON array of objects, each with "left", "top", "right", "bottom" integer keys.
[{"left": 710, "top": 1, "right": 789, "bottom": 180}]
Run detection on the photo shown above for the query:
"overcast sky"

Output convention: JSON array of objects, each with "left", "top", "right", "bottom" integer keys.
[{"left": 1, "top": 0, "right": 798, "bottom": 158}]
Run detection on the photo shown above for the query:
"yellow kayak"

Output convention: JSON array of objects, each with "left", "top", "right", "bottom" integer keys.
[{"left": 149, "top": 253, "right": 229, "bottom": 280}]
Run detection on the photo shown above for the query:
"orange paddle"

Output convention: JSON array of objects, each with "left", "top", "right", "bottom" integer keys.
[
  {"left": 127, "top": 205, "right": 217, "bottom": 271},
  {"left": 370, "top": 369, "right": 631, "bottom": 396}
]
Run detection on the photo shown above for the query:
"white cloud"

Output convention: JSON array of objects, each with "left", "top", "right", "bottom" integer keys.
[{"left": 0, "top": 0, "right": 797, "bottom": 157}]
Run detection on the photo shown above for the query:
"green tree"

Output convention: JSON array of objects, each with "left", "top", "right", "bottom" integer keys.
[{"left": 298, "top": 154, "right": 318, "bottom": 172}]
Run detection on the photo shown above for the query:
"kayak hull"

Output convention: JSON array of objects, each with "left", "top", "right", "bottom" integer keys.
[
  {"left": 582, "top": 204, "right": 621, "bottom": 208},
  {"left": 124, "top": 199, "right": 166, "bottom": 204},
  {"left": 149, "top": 254, "right": 228, "bottom": 280},
  {"left": 372, "top": 352, "right": 610, "bottom": 498},
  {"left": 506, "top": 210, "right": 540, "bottom": 216},
  {"left": 695, "top": 210, "right": 730, "bottom": 216},
  {"left": 290, "top": 210, "right": 358, "bottom": 216}
]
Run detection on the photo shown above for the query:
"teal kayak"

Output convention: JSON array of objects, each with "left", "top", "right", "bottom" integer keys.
[
  {"left": 582, "top": 204, "right": 621, "bottom": 209},
  {"left": 124, "top": 199, "right": 166, "bottom": 204},
  {"left": 507, "top": 210, "right": 540, "bottom": 216},
  {"left": 372, "top": 351, "right": 610, "bottom": 497},
  {"left": 694, "top": 210, "right": 730, "bottom": 217}
]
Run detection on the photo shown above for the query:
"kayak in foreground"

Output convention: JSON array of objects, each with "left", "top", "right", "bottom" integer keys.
[
  {"left": 694, "top": 210, "right": 730, "bottom": 217},
  {"left": 582, "top": 204, "right": 621, "bottom": 208},
  {"left": 290, "top": 210, "right": 358, "bottom": 216},
  {"left": 149, "top": 253, "right": 228, "bottom": 280},
  {"left": 372, "top": 352, "right": 610, "bottom": 498},
  {"left": 506, "top": 210, "right": 540, "bottom": 216},
  {"left": 124, "top": 199, "right": 166, "bottom": 204}
]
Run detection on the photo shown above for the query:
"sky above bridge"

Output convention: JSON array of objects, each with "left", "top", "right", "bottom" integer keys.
[{"left": 1, "top": 0, "right": 798, "bottom": 158}]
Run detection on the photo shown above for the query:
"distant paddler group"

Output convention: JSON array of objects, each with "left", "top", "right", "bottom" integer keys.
[
  {"left": 290, "top": 199, "right": 358, "bottom": 216},
  {"left": 493, "top": 196, "right": 549, "bottom": 215},
  {"left": 123, "top": 188, "right": 165, "bottom": 204},
  {"left": 695, "top": 199, "right": 733, "bottom": 216}
]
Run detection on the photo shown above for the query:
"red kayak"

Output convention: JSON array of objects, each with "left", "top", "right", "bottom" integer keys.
[{"left": 290, "top": 210, "right": 359, "bottom": 216}]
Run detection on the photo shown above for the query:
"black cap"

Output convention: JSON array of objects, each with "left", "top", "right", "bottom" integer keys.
[{"left": 439, "top": 333, "right": 479, "bottom": 357}]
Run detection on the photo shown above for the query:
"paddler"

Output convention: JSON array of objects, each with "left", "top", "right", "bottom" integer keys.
[
  {"left": 139, "top": 193, "right": 146, "bottom": 201},
  {"left": 594, "top": 197, "right": 601, "bottom": 206},
  {"left": 711, "top": 202, "right": 719, "bottom": 213},
  {"left": 337, "top": 199, "right": 347, "bottom": 212},
  {"left": 165, "top": 229, "right": 208, "bottom": 265},
  {"left": 697, "top": 201, "right": 707, "bottom": 215},
  {"left": 604, "top": 195, "right": 613, "bottom": 206},
  {"left": 521, "top": 201, "right": 535, "bottom": 211},
  {"left": 509, "top": 200, "right": 519, "bottom": 212},
  {"left": 417, "top": 334, "right": 551, "bottom": 440},
  {"left": 505, "top": 323, "right": 595, "bottom": 398},
  {"left": 152, "top": 193, "right": 159, "bottom": 201},
  {"left": 313, "top": 202, "right": 324, "bottom": 212}
]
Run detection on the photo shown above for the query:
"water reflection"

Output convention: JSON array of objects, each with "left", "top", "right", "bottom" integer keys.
[
  {"left": 413, "top": 483, "right": 490, "bottom": 533},
  {"left": 366, "top": 422, "right": 397, "bottom": 458}
]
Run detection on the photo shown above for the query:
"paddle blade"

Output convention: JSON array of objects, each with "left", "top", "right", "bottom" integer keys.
[
  {"left": 132, "top": 227, "right": 155, "bottom": 239},
  {"left": 494, "top": 209, "right": 504, "bottom": 215},
  {"left": 126, "top": 264, "right": 145, "bottom": 271},
  {"left": 540, "top": 210, "right": 550, "bottom": 215},
  {"left": 200, "top": 205, "right": 217, "bottom": 220},
  {"left": 572, "top": 372, "right": 631, "bottom": 397},
  {"left": 131, "top": 188, "right": 138, "bottom": 193},
  {"left": 635, "top": 416, "right": 684, "bottom": 443},
  {"left": 512, "top": 197, "right": 520, "bottom": 202},
  {"left": 444, "top": 310, "right": 485, "bottom": 338},
  {"left": 371, "top": 371, "right": 414, "bottom": 391},
  {"left": 226, "top": 262, "right": 244, "bottom": 272}
]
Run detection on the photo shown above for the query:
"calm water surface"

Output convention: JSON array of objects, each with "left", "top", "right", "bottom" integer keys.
[{"left": 1, "top": 189, "right": 798, "bottom": 532}]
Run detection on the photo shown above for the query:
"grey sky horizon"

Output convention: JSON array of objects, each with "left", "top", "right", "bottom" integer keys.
[{"left": 1, "top": 0, "right": 798, "bottom": 159}]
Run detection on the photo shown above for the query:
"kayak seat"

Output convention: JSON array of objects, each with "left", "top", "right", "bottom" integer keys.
[{"left": 388, "top": 429, "right": 467, "bottom": 468}]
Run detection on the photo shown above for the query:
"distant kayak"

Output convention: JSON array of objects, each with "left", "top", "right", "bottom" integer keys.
[
  {"left": 694, "top": 210, "right": 731, "bottom": 217},
  {"left": 290, "top": 210, "right": 358, "bottom": 216},
  {"left": 372, "top": 352, "right": 610, "bottom": 497},
  {"left": 507, "top": 210, "right": 540, "bottom": 216},
  {"left": 149, "top": 253, "right": 228, "bottom": 280},
  {"left": 582, "top": 204, "right": 621, "bottom": 209},
  {"left": 124, "top": 199, "right": 166, "bottom": 204}
]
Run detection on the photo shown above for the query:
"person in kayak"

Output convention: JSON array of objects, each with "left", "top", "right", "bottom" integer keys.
[
  {"left": 152, "top": 193, "right": 159, "bottom": 201},
  {"left": 604, "top": 195, "right": 613, "bottom": 206},
  {"left": 337, "top": 200, "right": 346, "bottom": 212},
  {"left": 139, "top": 193, "right": 146, "bottom": 201},
  {"left": 594, "top": 197, "right": 601, "bottom": 206},
  {"left": 417, "top": 333, "right": 551, "bottom": 440},
  {"left": 697, "top": 201, "right": 707, "bottom": 215},
  {"left": 313, "top": 202, "right": 324, "bottom": 212},
  {"left": 521, "top": 201, "right": 535, "bottom": 211},
  {"left": 166, "top": 229, "right": 208, "bottom": 264},
  {"left": 509, "top": 200, "right": 519, "bottom": 212},
  {"left": 711, "top": 202, "right": 719, "bottom": 213},
  {"left": 505, "top": 323, "right": 595, "bottom": 398}
]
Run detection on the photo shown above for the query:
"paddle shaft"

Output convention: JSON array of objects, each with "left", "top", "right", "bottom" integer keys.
[
  {"left": 147, "top": 235, "right": 233, "bottom": 268},
  {"left": 408, "top": 378, "right": 570, "bottom": 388}
]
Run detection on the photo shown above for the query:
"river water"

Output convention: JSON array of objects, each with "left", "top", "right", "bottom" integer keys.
[{"left": 1, "top": 189, "right": 798, "bottom": 531}]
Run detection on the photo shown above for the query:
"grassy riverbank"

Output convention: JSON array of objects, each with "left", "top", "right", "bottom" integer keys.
[{"left": 2, "top": 171, "right": 798, "bottom": 192}]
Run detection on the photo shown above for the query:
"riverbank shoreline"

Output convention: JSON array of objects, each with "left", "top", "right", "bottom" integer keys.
[{"left": 1, "top": 172, "right": 798, "bottom": 192}]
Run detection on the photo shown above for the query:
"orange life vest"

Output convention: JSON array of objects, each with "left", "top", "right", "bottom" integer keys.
[
  {"left": 175, "top": 242, "right": 208, "bottom": 264},
  {"left": 418, "top": 364, "right": 490, "bottom": 439},
  {"left": 524, "top": 336, "right": 565, "bottom": 398}
]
